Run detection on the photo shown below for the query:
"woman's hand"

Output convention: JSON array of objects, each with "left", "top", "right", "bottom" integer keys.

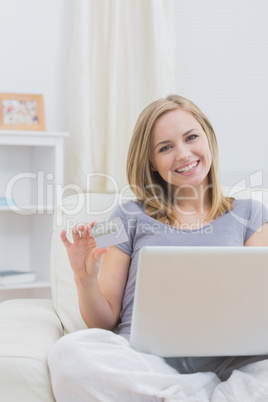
[{"left": 60, "top": 222, "right": 108, "bottom": 281}]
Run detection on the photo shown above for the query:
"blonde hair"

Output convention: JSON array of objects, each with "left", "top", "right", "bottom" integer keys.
[{"left": 127, "top": 94, "right": 233, "bottom": 224}]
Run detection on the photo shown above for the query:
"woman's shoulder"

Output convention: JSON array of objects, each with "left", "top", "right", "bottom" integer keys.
[
  {"left": 229, "top": 197, "right": 268, "bottom": 240},
  {"left": 230, "top": 197, "right": 268, "bottom": 225},
  {"left": 232, "top": 197, "right": 264, "bottom": 213}
]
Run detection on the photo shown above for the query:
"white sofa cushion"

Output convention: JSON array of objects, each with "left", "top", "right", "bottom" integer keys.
[
  {"left": 0, "top": 299, "right": 63, "bottom": 402},
  {"left": 223, "top": 187, "right": 268, "bottom": 208}
]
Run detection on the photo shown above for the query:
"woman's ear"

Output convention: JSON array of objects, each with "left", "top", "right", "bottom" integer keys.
[{"left": 150, "top": 163, "right": 157, "bottom": 172}]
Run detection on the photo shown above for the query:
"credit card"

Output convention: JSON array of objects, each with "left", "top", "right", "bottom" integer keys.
[{"left": 91, "top": 217, "right": 129, "bottom": 248}]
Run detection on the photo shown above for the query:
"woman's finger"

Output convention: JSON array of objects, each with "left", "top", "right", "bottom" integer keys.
[
  {"left": 72, "top": 225, "right": 81, "bottom": 241},
  {"left": 93, "top": 247, "right": 108, "bottom": 261},
  {"left": 60, "top": 229, "right": 72, "bottom": 248},
  {"left": 78, "top": 224, "right": 90, "bottom": 239},
  {"left": 71, "top": 222, "right": 98, "bottom": 242}
]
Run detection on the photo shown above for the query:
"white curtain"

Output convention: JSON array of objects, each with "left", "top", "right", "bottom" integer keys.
[{"left": 67, "top": 0, "right": 177, "bottom": 193}]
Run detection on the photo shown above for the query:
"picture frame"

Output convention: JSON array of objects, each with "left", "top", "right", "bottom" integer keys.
[{"left": 0, "top": 93, "right": 46, "bottom": 131}]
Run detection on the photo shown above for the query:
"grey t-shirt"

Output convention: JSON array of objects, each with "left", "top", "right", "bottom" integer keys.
[{"left": 110, "top": 198, "right": 268, "bottom": 334}]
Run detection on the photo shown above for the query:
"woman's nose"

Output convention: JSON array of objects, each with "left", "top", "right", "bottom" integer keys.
[{"left": 175, "top": 145, "right": 191, "bottom": 161}]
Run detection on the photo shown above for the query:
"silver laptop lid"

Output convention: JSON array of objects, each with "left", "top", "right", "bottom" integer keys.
[{"left": 129, "top": 246, "right": 268, "bottom": 357}]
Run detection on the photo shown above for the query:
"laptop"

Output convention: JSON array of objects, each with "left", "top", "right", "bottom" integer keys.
[{"left": 129, "top": 246, "right": 268, "bottom": 357}]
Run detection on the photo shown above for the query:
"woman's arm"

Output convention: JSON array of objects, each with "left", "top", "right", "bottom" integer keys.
[
  {"left": 61, "top": 223, "right": 130, "bottom": 330},
  {"left": 76, "top": 246, "right": 130, "bottom": 330},
  {"left": 244, "top": 223, "right": 268, "bottom": 246}
]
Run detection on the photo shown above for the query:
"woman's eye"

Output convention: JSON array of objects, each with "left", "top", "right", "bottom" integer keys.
[
  {"left": 186, "top": 134, "right": 198, "bottom": 141},
  {"left": 159, "top": 145, "right": 172, "bottom": 153}
]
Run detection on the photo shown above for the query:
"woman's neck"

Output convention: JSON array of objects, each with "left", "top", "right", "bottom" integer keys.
[{"left": 171, "top": 183, "right": 212, "bottom": 228}]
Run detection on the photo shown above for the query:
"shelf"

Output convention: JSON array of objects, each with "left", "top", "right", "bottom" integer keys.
[
  {"left": 0, "top": 130, "right": 68, "bottom": 147},
  {"left": 0, "top": 130, "right": 69, "bottom": 137},
  {"left": 0, "top": 205, "right": 54, "bottom": 214},
  {"left": 0, "top": 281, "right": 51, "bottom": 290},
  {"left": 0, "top": 130, "right": 67, "bottom": 300}
]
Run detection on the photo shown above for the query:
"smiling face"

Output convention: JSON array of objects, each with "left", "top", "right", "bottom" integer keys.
[{"left": 150, "top": 108, "right": 212, "bottom": 193}]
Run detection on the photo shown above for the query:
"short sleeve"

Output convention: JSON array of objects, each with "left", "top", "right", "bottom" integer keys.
[
  {"left": 244, "top": 199, "right": 268, "bottom": 242},
  {"left": 109, "top": 202, "right": 138, "bottom": 256}
]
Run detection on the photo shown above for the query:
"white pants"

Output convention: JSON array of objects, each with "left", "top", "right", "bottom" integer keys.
[{"left": 48, "top": 328, "right": 268, "bottom": 402}]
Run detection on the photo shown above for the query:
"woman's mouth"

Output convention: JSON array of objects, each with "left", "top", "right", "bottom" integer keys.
[{"left": 175, "top": 160, "right": 200, "bottom": 174}]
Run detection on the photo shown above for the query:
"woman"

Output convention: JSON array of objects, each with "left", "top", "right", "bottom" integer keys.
[{"left": 48, "top": 95, "right": 268, "bottom": 401}]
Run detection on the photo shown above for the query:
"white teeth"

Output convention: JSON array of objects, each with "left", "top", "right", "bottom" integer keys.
[{"left": 176, "top": 161, "right": 198, "bottom": 173}]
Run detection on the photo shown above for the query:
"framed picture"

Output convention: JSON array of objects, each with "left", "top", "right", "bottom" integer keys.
[{"left": 0, "top": 93, "right": 45, "bottom": 131}]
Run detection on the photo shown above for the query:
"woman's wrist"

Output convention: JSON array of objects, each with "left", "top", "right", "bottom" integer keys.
[{"left": 74, "top": 270, "right": 99, "bottom": 286}]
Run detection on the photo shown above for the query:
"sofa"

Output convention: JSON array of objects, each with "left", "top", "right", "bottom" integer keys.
[{"left": 0, "top": 189, "right": 268, "bottom": 402}]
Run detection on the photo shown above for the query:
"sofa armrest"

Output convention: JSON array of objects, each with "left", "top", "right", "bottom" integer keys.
[{"left": 0, "top": 299, "right": 64, "bottom": 402}]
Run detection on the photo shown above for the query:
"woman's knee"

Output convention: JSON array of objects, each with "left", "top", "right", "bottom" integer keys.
[
  {"left": 48, "top": 328, "right": 124, "bottom": 382},
  {"left": 48, "top": 331, "right": 79, "bottom": 383}
]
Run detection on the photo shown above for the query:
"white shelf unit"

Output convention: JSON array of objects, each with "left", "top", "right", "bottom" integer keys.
[{"left": 0, "top": 130, "right": 68, "bottom": 301}]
